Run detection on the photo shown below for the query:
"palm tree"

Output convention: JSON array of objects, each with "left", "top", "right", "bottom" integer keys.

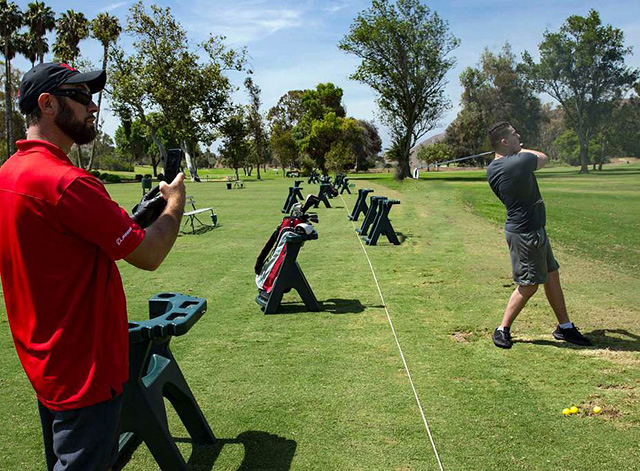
[
  {"left": 52, "top": 10, "right": 88, "bottom": 65},
  {"left": 0, "top": 0, "right": 23, "bottom": 158},
  {"left": 88, "top": 12, "right": 121, "bottom": 169},
  {"left": 24, "top": 1, "right": 55, "bottom": 64},
  {"left": 21, "top": 31, "right": 38, "bottom": 68}
]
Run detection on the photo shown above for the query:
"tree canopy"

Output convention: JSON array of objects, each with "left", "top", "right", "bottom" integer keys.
[
  {"left": 446, "top": 43, "right": 541, "bottom": 159},
  {"left": 340, "top": 0, "right": 459, "bottom": 179},
  {"left": 522, "top": 9, "right": 639, "bottom": 173}
]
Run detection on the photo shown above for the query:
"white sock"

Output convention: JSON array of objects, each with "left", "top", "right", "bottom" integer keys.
[
  {"left": 559, "top": 322, "right": 573, "bottom": 329},
  {"left": 497, "top": 326, "right": 509, "bottom": 331}
]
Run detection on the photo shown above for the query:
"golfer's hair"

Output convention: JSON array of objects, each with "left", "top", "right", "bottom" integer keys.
[
  {"left": 488, "top": 121, "right": 512, "bottom": 150},
  {"left": 25, "top": 107, "right": 42, "bottom": 127}
]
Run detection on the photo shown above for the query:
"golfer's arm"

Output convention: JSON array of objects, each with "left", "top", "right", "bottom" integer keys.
[
  {"left": 522, "top": 148, "right": 548, "bottom": 170},
  {"left": 125, "top": 202, "right": 184, "bottom": 271}
]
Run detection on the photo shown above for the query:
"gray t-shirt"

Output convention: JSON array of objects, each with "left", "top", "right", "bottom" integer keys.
[{"left": 486, "top": 152, "right": 546, "bottom": 233}]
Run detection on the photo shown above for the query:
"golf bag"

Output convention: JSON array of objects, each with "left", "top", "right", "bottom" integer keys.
[{"left": 255, "top": 196, "right": 319, "bottom": 295}]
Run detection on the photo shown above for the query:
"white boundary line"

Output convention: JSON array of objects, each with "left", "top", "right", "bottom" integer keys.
[{"left": 340, "top": 193, "right": 445, "bottom": 471}]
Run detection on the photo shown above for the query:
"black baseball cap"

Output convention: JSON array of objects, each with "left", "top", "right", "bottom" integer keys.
[{"left": 18, "top": 62, "right": 106, "bottom": 114}]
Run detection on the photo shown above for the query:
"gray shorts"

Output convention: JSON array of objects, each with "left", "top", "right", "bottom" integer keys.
[
  {"left": 505, "top": 227, "right": 559, "bottom": 285},
  {"left": 38, "top": 394, "right": 123, "bottom": 471}
]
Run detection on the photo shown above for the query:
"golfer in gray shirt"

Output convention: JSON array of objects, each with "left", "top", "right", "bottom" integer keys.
[{"left": 486, "top": 121, "right": 591, "bottom": 349}]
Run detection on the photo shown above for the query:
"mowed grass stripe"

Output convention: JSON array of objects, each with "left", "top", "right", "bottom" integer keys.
[{"left": 339, "top": 191, "right": 446, "bottom": 471}]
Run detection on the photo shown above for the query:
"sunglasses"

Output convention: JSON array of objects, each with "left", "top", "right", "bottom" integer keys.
[{"left": 50, "top": 88, "right": 94, "bottom": 106}]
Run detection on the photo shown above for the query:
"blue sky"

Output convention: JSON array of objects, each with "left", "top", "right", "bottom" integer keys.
[{"left": 11, "top": 0, "right": 640, "bottom": 149}]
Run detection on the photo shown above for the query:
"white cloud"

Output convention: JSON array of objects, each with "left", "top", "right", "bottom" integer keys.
[
  {"left": 99, "top": 1, "right": 130, "bottom": 13},
  {"left": 184, "top": 3, "right": 303, "bottom": 43}
]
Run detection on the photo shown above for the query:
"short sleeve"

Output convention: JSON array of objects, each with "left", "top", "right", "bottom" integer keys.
[
  {"left": 57, "top": 176, "right": 145, "bottom": 260},
  {"left": 517, "top": 152, "right": 539, "bottom": 173}
]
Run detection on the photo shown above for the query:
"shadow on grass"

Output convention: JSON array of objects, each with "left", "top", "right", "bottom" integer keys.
[
  {"left": 274, "top": 298, "right": 368, "bottom": 315},
  {"left": 515, "top": 329, "right": 640, "bottom": 352},
  {"left": 116, "top": 431, "right": 296, "bottom": 470},
  {"left": 180, "top": 225, "right": 216, "bottom": 236}
]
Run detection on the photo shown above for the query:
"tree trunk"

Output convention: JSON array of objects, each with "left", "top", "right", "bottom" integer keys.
[
  {"left": 235, "top": 167, "right": 239, "bottom": 180},
  {"left": 598, "top": 162, "right": 603, "bottom": 171},
  {"left": 577, "top": 131, "right": 589, "bottom": 174},
  {"left": 4, "top": 50, "right": 13, "bottom": 159},
  {"left": 88, "top": 50, "right": 109, "bottom": 171},
  {"left": 75, "top": 145, "right": 85, "bottom": 168},
  {"left": 182, "top": 140, "right": 200, "bottom": 182},
  {"left": 148, "top": 126, "right": 167, "bottom": 164},
  {"left": 151, "top": 155, "right": 159, "bottom": 177}
]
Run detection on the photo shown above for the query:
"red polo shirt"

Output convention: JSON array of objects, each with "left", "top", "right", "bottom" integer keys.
[{"left": 0, "top": 140, "right": 145, "bottom": 411}]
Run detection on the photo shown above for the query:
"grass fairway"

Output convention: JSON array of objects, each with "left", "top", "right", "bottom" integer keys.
[{"left": 0, "top": 164, "right": 638, "bottom": 470}]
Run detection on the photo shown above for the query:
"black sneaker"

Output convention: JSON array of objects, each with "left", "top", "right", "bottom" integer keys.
[
  {"left": 493, "top": 328, "right": 512, "bottom": 349},
  {"left": 552, "top": 325, "right": 592, "bottom": 346}
]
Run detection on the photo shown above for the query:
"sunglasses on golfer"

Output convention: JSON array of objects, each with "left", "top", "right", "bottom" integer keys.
[{"left": 50, "top": 88, "right": 94, "bottom": 106}]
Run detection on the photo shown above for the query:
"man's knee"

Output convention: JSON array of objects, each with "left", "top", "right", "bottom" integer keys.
[{"left": 518, "top": 284, "right": 539, "bottom": 299}]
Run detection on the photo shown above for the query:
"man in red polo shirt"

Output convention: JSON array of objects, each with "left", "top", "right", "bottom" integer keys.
[{"left": 0, "top": 63, "right": 185, "bottom": 470}]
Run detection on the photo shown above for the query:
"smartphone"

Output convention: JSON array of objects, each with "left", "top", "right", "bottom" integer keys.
[{"left": 164, "top": 149, "right": 184, "bottom": 183}]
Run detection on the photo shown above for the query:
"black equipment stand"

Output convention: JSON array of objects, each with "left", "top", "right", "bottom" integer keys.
[
  {"left": 256, "top": 233, "right": 320, "bottom": 315},
  {"left": 365, "top": 199, "right": 401, "bottom": 246},
  {"left": 356, "top": 196, "right": 387, "bottom": 236},
  {"left": 339, "top": 177, "right": 352, "bottom": 194},
  {"left": 282, "top": 185, "right": 305, "bottom": 213},
  {"left": 314, "top": 183, "right": 333, "bottom": 208},
  {"left": 349, "top": 189, "right": 373, "bottom": 221},
  {"left": 117, "top": 293, "right": 215, "bottom": 471}
]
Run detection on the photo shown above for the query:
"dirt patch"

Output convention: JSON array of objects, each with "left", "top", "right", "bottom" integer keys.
[
  {"left": 576, "top": 348, "right": 640, "bottom": 367},
  {"left": 451, "top": 331, "right": 474, "bottom": 343},
  {"left": 597, "top": 383, "right": 637, "bottom": 391}
]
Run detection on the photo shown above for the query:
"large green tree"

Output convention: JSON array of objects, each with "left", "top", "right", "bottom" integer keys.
[
  {"left": 88, "top": 12, "right": 121, "bottom": 170},
  {"left": 522, "top": 10, "right": 639, "bottom": 173},
  {"left": 0, "top": 0, "right": 23, "bottom": 158},
  {"left": 352, "top": 120, "right": 382, "bottom": 171},
  {"left": 219, "top": 107, "right": 250, "bottom": 180},
  {"left": 110, "top": 1, "right": 246, "bottom": 180},
  {"left": 24, "top": 1, "right": 55, "bottom": 64},
  {"left": 244, "top": 77, "right": 267, "bottom": 180},
  {"left": 0, "top": 63, "right": 25, "bottom": 162},
  {"left": 339, "top": 0, "right": 458, "bottom": 179},
  {"left": 289, "top": 83, "right": 360, "bottom": 173},
  {"left": 446, "top": 43, "right": 542, "bottom": 158},
  {"left": 52, "top": 10, "right": 89, "bottom": 65},
  {"left": 267, "top": 90, "right": 305, "bottom": 131},
  {"left": 269, "top": 123, "right": 298, "bottom": 176}
]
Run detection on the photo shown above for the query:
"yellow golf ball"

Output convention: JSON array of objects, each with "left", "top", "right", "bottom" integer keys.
[
  {"left": 570, "top": 406, "right": 579, "bottom": 414},
  {"left": 593, "top": 406, "right": 602, "bottom": 414},
  {"left": 562, "top": 408, "right": 571, "bottom": 416}
]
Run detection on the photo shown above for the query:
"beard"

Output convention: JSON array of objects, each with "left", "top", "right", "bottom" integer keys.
[{"left": 54, "top": 98, "right": 97, "bottom": 145}]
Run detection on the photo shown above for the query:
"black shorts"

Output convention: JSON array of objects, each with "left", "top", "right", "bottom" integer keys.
[
  {"left": 38, "top": 394, "right": 123, "bottom": 471},
  {"left": 505, "top": 227, "right": 560, "bottom": 285}
]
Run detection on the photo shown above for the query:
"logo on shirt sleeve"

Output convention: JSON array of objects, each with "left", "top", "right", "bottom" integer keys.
[{"left": 116, "top": 226, "right": 133, "bottom": 246}]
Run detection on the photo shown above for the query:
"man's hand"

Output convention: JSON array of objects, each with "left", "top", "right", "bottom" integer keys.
[
  {"left": 521, "top": 148, "right": 548, "bottom": 170},
  {"left": 125, "top": 172, "right": 186, "bottom": 271},
  {"left": 159, "top": 172, "right": 186, "bottom": 214}
]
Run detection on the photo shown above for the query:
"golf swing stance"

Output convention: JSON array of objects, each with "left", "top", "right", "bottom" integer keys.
[{"left": 486, "top": 122, "right": 591, "bottom": 349}]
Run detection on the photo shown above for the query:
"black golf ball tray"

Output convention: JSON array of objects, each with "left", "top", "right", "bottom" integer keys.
[{"left": 117, "top": 293, "right": 215, "bottom": 470}]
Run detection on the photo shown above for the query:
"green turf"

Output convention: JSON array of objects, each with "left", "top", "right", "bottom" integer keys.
[{"left": 0, "top": 166, "right": 638, "bottom": 470}]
